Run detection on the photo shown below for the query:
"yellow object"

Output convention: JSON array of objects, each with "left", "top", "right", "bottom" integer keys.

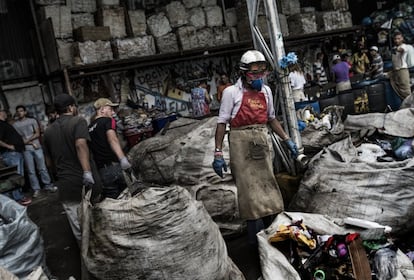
[{"left": 269, "top": 223, "right": 316, "bottom": 249}]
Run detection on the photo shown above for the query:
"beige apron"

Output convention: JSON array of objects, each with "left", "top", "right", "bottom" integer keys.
[
  {"left": 390, "top": 68, "right": 411, "bottom": 99},
  {"left": 229, "top": 125, "right": 284, "bottom": 220}
]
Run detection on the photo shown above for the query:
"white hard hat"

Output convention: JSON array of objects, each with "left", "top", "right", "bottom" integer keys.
[
  {"left": 240, "top": 50, "right": 267, "bottom": 71},
  {"left": 332, "top": 54, "right": 341, "bottom": 62},
  {"left": 370, "top": 46, "right": 379, "bottom": 52}
]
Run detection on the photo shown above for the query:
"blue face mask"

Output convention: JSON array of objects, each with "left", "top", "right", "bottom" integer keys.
[{"left": 250, "top": 79, "right": 263, "bottom": 91}]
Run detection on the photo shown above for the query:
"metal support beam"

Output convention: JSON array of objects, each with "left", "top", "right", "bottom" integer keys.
[{"left": 246, "top": 0, "right": 304, "bottom": 174}]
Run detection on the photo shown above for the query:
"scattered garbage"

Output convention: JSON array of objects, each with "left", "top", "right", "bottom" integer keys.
[{"left": 258, "top": 212, "right": 414, "bottom": 280}]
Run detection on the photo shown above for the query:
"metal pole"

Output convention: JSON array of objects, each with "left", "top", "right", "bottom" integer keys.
[
  {"left": 246, "top": 0, "right": 305, "bottom": 172},
  {"left": 263, "top": 0, "right": 303, "bottom": 154},
  {"left": 63, "top": 67, "right": 73, "bottom": 96}
]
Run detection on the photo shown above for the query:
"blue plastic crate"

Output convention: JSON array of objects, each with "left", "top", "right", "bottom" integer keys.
[
  {"left": 294, "top": 100, "right": 320, "bottom": 114},
  {"left": 152, "top": 114, "right": 177, "bottom": 133}
]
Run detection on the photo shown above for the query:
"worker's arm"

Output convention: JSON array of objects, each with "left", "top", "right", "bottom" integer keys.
[
  {"left": 213, "top": 123, "right": 228, "bottom": 178},
  {"left": 268, "top": 119, "right": 289, "bottom": 141},
  {"left": 75, "top": 138, "right": 91, "bottom": 172},
  {"left": 24, "top": 123, "right": 41, "bottom": 144},
  {"left": 214, "top": 123, "right": 226, "bottom": 150},
  {"left": 106, "top": 129, "right": 126, "bottom": 160},
  {"left": 269, "top": 118, "right": 298, "bottom": 158},
  {"left": 107, "top": 128, "right": 131, "bottom": 169},
  {"left": 0, "top": 140, "right": 14, "bottom": 150}
]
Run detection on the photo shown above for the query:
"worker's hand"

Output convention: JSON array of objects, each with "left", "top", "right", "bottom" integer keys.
[
  {"left": 120, "top": 157, "right": 132, "bottom": 170},
  {"left": 82, "top": 171, "right": 95, "bottom": 186},
  {"left": 212, "top": 151, "right": 227, "bottom": 178},
  {"left": 284, "top": 138, "right": 299, "bottom": 159}
]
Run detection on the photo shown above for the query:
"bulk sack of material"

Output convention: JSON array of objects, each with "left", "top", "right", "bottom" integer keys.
[
  {"left": 0, "top": 195, "right": 45, "bottom": 278},
  {"left": 288, "top": 136, "right": 414, "bottom": 235},
  {"left": 0, "top": 267, "right": 18, "bottom": 280},
  {"left": 300, "top": 105, "right": 347, "bottom": 156},
  {"left": 80, "top": 186, "right": 245, "bottom": 280},
  {"left": 344, "top": 108, "right": 414, "bottom": 138},
  {"left": 258, "top": 211, "right": 414, "bottom": 280},
  {"left": 129, "top": 117, "right": 242, "bottom": 234}
]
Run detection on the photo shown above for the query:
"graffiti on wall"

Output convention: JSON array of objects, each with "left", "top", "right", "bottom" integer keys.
[
  {"left": 129, "top": 55, "right": 238, "bottom": 115},
  {"left": 3, "top": 85, "right": 48, "bottom": 130},
  {"left": 0, "top": 59, "right": 35, "bottom": 81},
  {"left": 0, "top": 55, "right": 240, "bottom": 132}
]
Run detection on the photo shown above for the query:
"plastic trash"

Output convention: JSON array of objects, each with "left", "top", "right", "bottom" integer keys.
[
  {"left": 374, "top": 248, "right": 398, "bottom": 280},
  {"left": 394, "top": 139, "right": 413, "bottom": 160}
]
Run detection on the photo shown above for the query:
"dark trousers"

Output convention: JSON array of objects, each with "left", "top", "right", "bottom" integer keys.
[
  {"left": 98, "top": 163, "right": 127, "bottom": 199},
  {"left": 247, "top": 214, "right": 276, "bottom": 246}
]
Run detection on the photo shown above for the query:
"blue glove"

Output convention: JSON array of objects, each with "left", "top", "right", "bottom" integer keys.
[
  {"left": 212, "top": 152, "right": 227, "bottom": 178},
  {"left": 284, "top": 139, "right": 299, "bottom": 159}
]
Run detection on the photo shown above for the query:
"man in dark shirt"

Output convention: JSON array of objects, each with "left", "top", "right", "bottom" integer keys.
[
  {"left": 88, "top": 98, "right": 131, "bottom": 199},
  {"left": 0, "top": 109, "right": 31, "bottom": 205},
  {"left": 43, "top": 94, "right": 102, "bottom": 242}
]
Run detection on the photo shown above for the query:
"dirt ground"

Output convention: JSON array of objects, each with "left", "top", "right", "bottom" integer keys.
[{"left": 26, "top": 191, "right": 261, "bottom": 280}]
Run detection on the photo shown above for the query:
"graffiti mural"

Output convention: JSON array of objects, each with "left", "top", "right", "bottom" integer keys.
[
  {"left": 0, "top": 59, "right": 35, "bottom": 81},
  {"left": 128, "top": 55, "right": 239, "bottom": 115}
]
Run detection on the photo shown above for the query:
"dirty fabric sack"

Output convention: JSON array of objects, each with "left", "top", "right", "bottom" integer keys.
[
  {"left": 0, "top": 195, "right": 44, "bottom": 278},
  {"left": 300, "top": 105, "right": 347, "bottom": 156},
  {"left": 129, "top": 117, "right": 241, "bottom": 234},
  {"left": 344, "top": 108, "right": 414, "bottom": 138},
  {"left": 80, "top": 186, "right": 245, "bottom": 280},
  {"left": 288, "top": 137, "right": 414, "bottom": 235}
]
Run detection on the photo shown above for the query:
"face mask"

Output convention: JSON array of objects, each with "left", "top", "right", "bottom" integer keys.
[{"left": 250, "top": 79, "right": 263, "bottom": 91}]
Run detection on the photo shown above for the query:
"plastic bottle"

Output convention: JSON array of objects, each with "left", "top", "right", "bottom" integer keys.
[
  {"left": 143, "top": 97, "right": 149, "bottom": 110},
  {"left": 321, "top": 114, "right": 331, "bottom": 130}
]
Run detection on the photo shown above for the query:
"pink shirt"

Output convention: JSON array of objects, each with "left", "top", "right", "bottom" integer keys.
[{"left": 217, "top": 78, "right": 276, "bottom": 124}]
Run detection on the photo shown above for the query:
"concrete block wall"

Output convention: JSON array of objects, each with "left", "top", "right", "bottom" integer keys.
[
  {"left": 284, "top": 0, "right": 352, "bottom": 35},
  {"left": 36, "top": 0, "right": 355, "bottom": 67},
  {"left": 36, "top": 0, "right": 239, "bottom": 67}
]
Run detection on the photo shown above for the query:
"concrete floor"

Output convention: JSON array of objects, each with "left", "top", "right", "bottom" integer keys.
[{"left": 27, "top": 191, "right": 262, "bottom": 280}]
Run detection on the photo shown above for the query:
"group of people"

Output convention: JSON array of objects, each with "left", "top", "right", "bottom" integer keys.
[
  {"left": 0, "top": 95, "right": 131, "bottom": 245},
  {"left": 330, "top": 43, "right": 384, "bottom": 93},
  {"left": 315, "top": 31, "right": 414, "bottom": 102},
  {"left": 0, "top": 106, "right": 57, "bottom": 206},
  {"left": 42, "top": 95, "right": 132, "bottom": 242}
]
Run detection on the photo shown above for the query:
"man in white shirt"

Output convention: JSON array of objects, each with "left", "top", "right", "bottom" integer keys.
[{"left": 390, "top": 31, "right": 411, "bottom": 99}]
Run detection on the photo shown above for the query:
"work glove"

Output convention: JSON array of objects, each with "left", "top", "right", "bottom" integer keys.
[
  {"left": 284, "top": 138, "right": 299, "bottom": 159},
  {"left": 82, "top": 171, "right": 95, "bottom": 186},
  {"left": 212, "top": 151, "right": 227, "bottom": 178},
  {"left": 120, "top": 156, "right": 132, "bottom": 170}
]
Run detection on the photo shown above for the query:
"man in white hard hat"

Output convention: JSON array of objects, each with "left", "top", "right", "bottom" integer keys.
[{"left": 212, "top": 50, "right": 298, "bottom": 247}]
